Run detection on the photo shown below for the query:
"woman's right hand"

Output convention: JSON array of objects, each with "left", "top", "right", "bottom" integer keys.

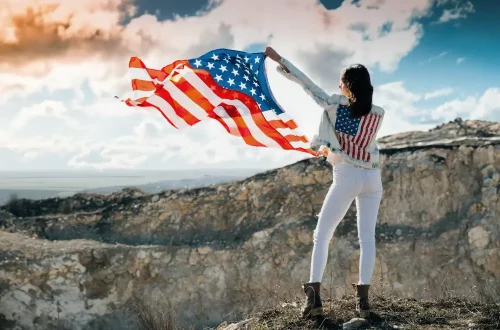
[{"left": 317, "top": 146, "right": 329, "bottom": 157}]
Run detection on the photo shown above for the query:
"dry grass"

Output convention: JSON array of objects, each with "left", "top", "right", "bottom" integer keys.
[
  {"left": 247, "top": 295, "right": 500, "bottom": 330},
  {"left": 132, "top": 294, "right": 500, "bottom": 330},
  {"left": 240, "top": 271, "right": 500, "bottom": 330},
  {"left": 135, "top": 301, "right": 187, "bottom": 330}
]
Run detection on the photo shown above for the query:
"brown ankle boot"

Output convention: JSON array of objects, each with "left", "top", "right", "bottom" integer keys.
[
  {"left": 301, "top": 282, "right": 323, "bottom": 318},
  {"left": 352, "top": 284, "right": 371, "bottom": 318}
]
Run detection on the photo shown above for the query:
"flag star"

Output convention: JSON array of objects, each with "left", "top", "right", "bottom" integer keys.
[
  {"left": 211, "top": 53, "right": 219, "bottom": 61},
  {"left": 219, "top": 65, "right": 227, "bottom": 72},
  {"left": 253, "top": 81, "right": 258, "bottom": 87},
  {"left": 231, "top": 68, "right": 239, "bottom": 76},
  {"left": 236, "top": 54, "right": 241, "bottom": 59},
  {"left": 239, "top": 82, "right": 247, "bottom": 90},
  {"left": 207, "top": 62, "right": 215, "bottom": 69},
  {"left": 224, "top": 57, "right": 230, "bottom": 63},
  {"left": 254, "top": 57, "right": 260, "bottom": 63},
  {"left": 227, "top": 78, "right": 235, "bottom": 86},
  {"left": 250, "top": 88, "right": 256, "bottom": 95},
  {"left": 215, "top": 74, "right": 223, "bottom": 82},
  {"left": 243, "top": 75, "right": 249, "bottom": 81},
  {"left": 259, "top": 93, "right": 266, "bottom": 101},
  {"left": 244, "top": 56, "right": 249, "bottom": 63},
  {"left": 255, "top": 70, "right": 259, "bottom": 74},
  {"left": 250, "top": 64, "right": 254, "bottom": 70},
  {"left": 193, "top": 59, "right": 202, "bottom": 68}
]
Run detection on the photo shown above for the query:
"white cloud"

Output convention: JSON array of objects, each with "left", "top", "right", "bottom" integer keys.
[
  {"left": 424, "top": 87, "right": 454, "bottom": 100},
  {"left": 67, "top": 136, "right": 165, "bottom": 170},
  {"left": 0, "top": 134, "right": 88, "bottom": 157},
  {"left": 375, "top": 81, "right": 422, "bottom": 113},
  {"left": 438, "top": 0, "right": 475, "bottom": 23},
  {"left": 134, "top": 118, "right": 166, "bottom": 140},
  {"left": 373, "top": 84, "right": 500, "bottom": 136},
  {"left": 9, "top": 100, "right": 79, "bottom": 131},
  {"left": 431, "top": 88, "right": 500, "bottom": 122},
  {"left": 76, "top": 98, "right": 140, "bottom": 118},
  {"left": 457, "top": 57, "right": 466, "bottom": 64},
  {"left": 373, "top": 81, "right": 434, "bottom": 137}
]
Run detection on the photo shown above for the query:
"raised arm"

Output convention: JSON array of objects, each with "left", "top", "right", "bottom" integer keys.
[{"left": 263, "top": 47, "right": 339, "bottom": 109}]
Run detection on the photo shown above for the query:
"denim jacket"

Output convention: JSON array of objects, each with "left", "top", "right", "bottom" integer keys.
[{"left": 276, "top": 57, "right": 385, "bottom": 170}]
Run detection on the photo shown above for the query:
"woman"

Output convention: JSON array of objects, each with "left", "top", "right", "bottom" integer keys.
[{"left": 263, "top": 47, "right": 384, "bottom": 319}]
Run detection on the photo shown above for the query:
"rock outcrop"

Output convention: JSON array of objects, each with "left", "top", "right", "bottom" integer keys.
[{"left": 1, "top": 119, "right": 499, "bottom": 330}]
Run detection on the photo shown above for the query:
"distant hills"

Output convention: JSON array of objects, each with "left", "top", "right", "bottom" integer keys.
[
  {"left": 79, "top": 174, "right": 245, "bottom": 195},
  {"left": 0, "top": 169, "right": 260, "bottom": 204}
]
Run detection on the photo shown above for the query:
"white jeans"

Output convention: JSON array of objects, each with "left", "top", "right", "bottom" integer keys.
[{"left": 309, "top": 163, "right": 383, "bottom": 285}]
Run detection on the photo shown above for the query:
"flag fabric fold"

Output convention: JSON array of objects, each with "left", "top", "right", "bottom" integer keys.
[{"left": 122, "top": 48, "right": 315, "bottom": 155}]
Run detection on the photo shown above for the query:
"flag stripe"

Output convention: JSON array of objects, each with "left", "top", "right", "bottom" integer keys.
[
  {"left": 354, "top": 114, "right": 369, "bottom": 160},
  {"left": 142, "top": 96, "right": 185, "bottom": 129},
  {"left": 131, "top": 79, "right": 157, "bottom": 92},
  {"left": 262, "top": 111, "right": 301, "bottom": 132},
  {"left": 354, "top": 114, "right": 368, "bottom": 145},
  {"left": 172, "top": 77, "right": 215, "bottom": 115},
  {"left": 211, "top": 107, "right": 241, "bottom": 136},
  {"left": 155, "top": 88, "right": 200, "bottom": 127},
  {"left": 360, "top": 114, "right": 376, "bottom": 162},
  {"left": 347, "top": 135, "right": 354, "bottom": 158},
  {"left": 338, "top": 133, "right": 345, "bottom": 152},
  {"left": 129, "top": 58, "right": 168, "bottom": 82},
  {"left": 213, "top": 106, "right": 266, "bottom": 147},
  {"left": 284, "top": 134, "right": 309, "bottom": 143},
  {"left": 356, "top": 115, "right": 368, "bottom": 160},
  {"left": 162, "top": 79, "right": 209, "bottom": 121},
  {"left": 359, "top": 114, "right": 374, "bottom": 150},
  {"left": 365, "top": 115, "right": 381, "bottom": 162},
  {"left": 129, "top": 68, "right": 159, "bottom": 83}
]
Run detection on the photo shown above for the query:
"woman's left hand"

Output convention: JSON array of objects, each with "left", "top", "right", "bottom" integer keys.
[
  {"left": 263, "top": 46, "right": 290, "bottom": 73},
  {"left": 263, "top": 46, "right": 281, "bottom": 62}
]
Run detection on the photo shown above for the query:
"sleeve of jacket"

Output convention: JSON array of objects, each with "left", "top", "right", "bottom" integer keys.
[{"left": 275, "top": 57, "right": 341, "bottom": 109}]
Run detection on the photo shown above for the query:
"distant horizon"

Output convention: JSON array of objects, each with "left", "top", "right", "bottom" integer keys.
[{"left": 0, "top": 167, "right": 268, "bottom": 173}]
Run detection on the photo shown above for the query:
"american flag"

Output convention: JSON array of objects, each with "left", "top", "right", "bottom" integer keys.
[
  {"left": 123, "top": 48, "right": 314, "bottom": 155},
  {"left": 335, "top": 104, "right": 382, "bottom": 162}
]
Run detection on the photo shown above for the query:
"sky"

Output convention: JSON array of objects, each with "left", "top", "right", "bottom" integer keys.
[{"left": 1, "top": 0, "right": 499, "bottom": 171}]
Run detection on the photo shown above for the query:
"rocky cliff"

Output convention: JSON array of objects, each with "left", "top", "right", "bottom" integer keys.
[{"left": 1, "top": 119, "right": 499, "bottom": 330}]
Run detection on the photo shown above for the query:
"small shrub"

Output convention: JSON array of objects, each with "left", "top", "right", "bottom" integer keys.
[
  {"left": 2, "top": 193, "right": 26, "bottom": 217},
  {"left": 135, "top": 301, "right": 184, "bottom": 330}
]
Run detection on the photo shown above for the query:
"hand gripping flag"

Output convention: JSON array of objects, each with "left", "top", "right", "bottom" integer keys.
[{"left": 123, "top": 48, "right": 315, "bottom": 155}]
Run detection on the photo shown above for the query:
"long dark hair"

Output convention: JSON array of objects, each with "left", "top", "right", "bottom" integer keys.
[{"left": 341, "top": 64, "right": 373, "bottom": 118}]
